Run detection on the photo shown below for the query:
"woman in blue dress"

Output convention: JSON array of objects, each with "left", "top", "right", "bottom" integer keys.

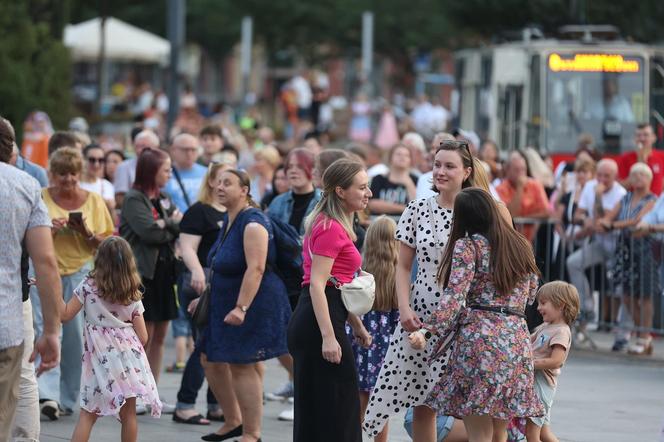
[{"left": 198, "top": 169, "right": 291, "bottom": 442}]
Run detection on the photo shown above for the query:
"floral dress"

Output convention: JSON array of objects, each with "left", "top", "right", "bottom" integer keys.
[
  {"left": 364, "top": 197, "right": 453, "bottom": 436},
  {"left": 425, "top": 234, "right": 544, "bottom": 420},
  {"left": 75, "top": 277, "right": 162, "bottom": 417}
]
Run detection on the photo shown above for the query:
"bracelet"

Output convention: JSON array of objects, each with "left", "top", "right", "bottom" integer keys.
[{"left": 87, "top": 233, "right": 96, "bottom": 241}]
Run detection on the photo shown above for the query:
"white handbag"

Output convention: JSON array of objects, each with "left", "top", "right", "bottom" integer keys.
[
  {"left": 330, "top": 271, "right": 376, "bottom": 316},
  {"left": 308, "top": 242, "right": 376, "bottom": 316}
]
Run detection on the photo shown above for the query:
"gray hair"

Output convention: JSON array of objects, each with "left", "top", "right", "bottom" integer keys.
[
  {"left": 402, "top": 132, "right": 426, "bottom": 153},
  {"left": 134, "top": 130, "right": 160, "bottom": 149},
  {"left": 597, "top": 158, "right": 619, "bottom": 175},
  {"left": 629, "top": 162, "right": 653, "bottom": 181}
]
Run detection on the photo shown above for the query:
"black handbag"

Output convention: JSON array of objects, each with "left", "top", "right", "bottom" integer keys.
[
  {"left": 191, "top": 212, "right": 238, "bottom": 328},
  {"left": 192, "top": 283, "right": 212, "bottom": 328}
]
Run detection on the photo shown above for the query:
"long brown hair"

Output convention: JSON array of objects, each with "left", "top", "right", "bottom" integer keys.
[
  {"left": 362, "top": 216, "right": 399, "bottom": 311},
  {"left": 90, "top": 237, "right": 143, "bottom": 305},
  {"left": 437, "top": 188, "right": 539, "bottom": 295}
]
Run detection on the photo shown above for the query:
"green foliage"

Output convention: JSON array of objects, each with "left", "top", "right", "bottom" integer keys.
[
  {"left": 0, "top": 0, "right": 72, "bottom": 135},
  {"left": 445, "top": 0, "right": 664, "bottom": 43}
]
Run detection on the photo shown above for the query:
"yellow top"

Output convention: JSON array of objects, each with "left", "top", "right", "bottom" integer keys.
[{"left": 42, "top": 189, "right": 115, "bottom": 275}]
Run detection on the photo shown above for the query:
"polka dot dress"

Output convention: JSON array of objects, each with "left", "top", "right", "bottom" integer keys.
[{"left": 363, "top": 197, "right": 453, "bottom": 436}]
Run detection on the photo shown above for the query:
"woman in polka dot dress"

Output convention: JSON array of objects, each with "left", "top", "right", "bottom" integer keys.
[{"left": 364, "top": 140, "right": 475, "bottom": 440}]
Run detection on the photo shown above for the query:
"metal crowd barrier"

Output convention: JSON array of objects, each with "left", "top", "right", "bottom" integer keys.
[{"left": 513, "top": 217, "right": 664, "bottom": 336}]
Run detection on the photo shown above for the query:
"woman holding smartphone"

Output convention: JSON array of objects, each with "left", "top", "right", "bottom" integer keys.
[{"left": 34, "top": 147, "right": 114, "bottom": 419}]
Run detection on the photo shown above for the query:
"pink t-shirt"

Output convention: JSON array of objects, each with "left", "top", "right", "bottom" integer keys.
[{"left": 302, "top": 216, "right": 361, "bottom": 286}]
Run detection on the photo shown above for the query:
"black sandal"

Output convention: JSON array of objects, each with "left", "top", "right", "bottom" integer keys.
[
  {"left": 172, "top": 412, "right": 211, "bottom": 425},
  {"left": 201, "top": 425, "right": 243, "bottom": 441}
]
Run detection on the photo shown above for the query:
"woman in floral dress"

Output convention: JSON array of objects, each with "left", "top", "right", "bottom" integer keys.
[
  {"left": 409, "top": 188, "right": 544, "bottom": 441},
  {"left": 364, "top": 140, "right": 475, "bottom": 440}
]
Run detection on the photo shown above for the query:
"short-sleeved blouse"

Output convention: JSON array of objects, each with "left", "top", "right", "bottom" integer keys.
[{"left": 302, "top": 216, "right": 362, "bottom": 286}]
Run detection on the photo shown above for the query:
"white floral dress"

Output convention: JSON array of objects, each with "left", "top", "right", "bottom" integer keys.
[
  {"left": 363, "top": 197, "right": 453, "bottom": 436},
  {"left": 75, "top": 277, "right": 162, "bottom": 417}
]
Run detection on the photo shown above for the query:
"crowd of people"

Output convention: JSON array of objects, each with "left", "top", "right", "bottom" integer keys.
[{"left": 2, "top": 99, "right": 664, "bottom": 442}]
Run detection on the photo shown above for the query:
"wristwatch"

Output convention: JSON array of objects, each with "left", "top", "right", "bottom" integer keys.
[{"left": 237, "top": 304, "right": 249, "bottom": 313}]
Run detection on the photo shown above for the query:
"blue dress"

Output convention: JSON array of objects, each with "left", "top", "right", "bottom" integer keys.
[{"left": 203, "top": 208, "right": 291, "bottom": 363}]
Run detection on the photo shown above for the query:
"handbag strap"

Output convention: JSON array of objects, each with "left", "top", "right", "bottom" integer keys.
[
  {"left": 208, "top": 209, "right": 246, "bottom": 284},
  {"left": 306, "top": 236, "right": 359, "bottom": 288}
]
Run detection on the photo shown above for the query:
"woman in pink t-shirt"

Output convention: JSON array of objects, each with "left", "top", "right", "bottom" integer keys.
[{"left": 287, "top": 159, "right": 373, "bottom": 442}]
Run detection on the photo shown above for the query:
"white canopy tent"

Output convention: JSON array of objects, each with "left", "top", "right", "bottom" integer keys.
[{"left": 64, "top": 17, "right": 170, "bottom": 64}]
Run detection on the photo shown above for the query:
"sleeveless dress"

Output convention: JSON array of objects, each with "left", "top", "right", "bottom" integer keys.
[
  {"left": 613, "top": 192, "right": 660, "bottom": 297},
  {"left": 75, "top": 277, "right": 162, "bottom": 417},
  {"left": 424, "top": 235, "right": 544, "bottom": 419},
  {"left": 203, "top": 208, "right": 291, "bottom": 363},
  {"left": 364, "top": 197, "right": 453, "bottom": 436}
]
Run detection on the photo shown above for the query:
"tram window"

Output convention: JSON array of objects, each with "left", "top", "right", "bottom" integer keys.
[{"left": 545, "top": 55, "right": 644, "bottom": 153}]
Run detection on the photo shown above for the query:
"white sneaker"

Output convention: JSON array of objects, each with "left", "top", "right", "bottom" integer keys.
[
  {"left": 265, "top": 381, "right": 294, "bottom": 401},
  {"left": 160, "top": 399, "right": 176, "bottom": 414},
  {"left": 136, "top": 402, "right": 147, "bottom": 415},
  {"left": 40, "top": 400, "right": 60, "bottom": 421},
  {"left": 278, "top": 406, "right": 294, "bottom": 421}
]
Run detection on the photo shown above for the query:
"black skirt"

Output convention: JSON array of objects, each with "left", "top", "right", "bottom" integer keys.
[
  {"left": 141, "top": 255, "right": 178, "bottom": 322},
  {"left": 287, "top": 285, "right": 362, "bottom": 442}
]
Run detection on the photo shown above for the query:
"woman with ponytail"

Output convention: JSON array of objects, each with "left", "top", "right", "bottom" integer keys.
[
  {"left": 288, "top": 159, "right": 373, "bottom": 442},
  {"left": 197, "top": 169, "right": 291, "bottom": 442}
]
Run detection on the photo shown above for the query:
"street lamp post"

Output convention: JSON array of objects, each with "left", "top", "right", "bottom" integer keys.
[{"left": 167, "top": 0, "right": 186, "bottom": 138}]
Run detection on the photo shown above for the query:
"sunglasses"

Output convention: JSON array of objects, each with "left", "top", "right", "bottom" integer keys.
[{"left": 87, "top": 157, "right": 106, "bottom": 165}]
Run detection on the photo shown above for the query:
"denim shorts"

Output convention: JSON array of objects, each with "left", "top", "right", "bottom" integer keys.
[{"left": 403, "top": 407, "right": 455, "bottom": 441}]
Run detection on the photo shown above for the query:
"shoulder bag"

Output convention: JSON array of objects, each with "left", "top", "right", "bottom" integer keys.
[{"left": 308, "top": 241, "right": 375, "bottom": 316}]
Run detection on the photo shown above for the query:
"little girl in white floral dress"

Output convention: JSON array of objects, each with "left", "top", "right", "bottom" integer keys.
[{"left": 62, "top": 237, "right": 161, "bottom": 442}]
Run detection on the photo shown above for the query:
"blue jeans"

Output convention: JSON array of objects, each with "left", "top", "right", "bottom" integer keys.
[
  {"left": 31, "top": 263, "right": 90, "bottom": 410},
  {"left": 175, "top": 276, "right": 218, "bottom": 411}
]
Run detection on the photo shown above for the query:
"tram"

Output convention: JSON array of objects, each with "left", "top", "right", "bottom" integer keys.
[{"left": 454, "top": 25, "right": 664, "bottom": 155}]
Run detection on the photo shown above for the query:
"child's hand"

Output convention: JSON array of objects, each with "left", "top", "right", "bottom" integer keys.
[
  {"left": 353, "top": 327, "right": 373, "bottom": 349},
  {"left": 408, "top": 331, "right": 426, "bottom": 350}
]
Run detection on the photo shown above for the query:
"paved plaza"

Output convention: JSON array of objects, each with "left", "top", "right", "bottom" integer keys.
[{"left": 38, "top": 332, "right": 664, "bottom": 442}]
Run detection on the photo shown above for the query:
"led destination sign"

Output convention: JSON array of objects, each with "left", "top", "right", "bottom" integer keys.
[{"left": 548, "top": 53, "right": 640, "bottom": 73}]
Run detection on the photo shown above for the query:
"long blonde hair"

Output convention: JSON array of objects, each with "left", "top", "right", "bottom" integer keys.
[
  {"left": 363, "top": 217, "right": 398, "bottom": 311},
  {"left": 90, "top": 237, "right": 143, "bottom": 305},
  {"left": 304, "top": 159, "right": 364, "bottom": 241}
]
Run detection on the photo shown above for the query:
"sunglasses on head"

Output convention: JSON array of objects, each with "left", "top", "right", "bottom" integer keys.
[{"left": 439, "top": 140, "right": 470, "bottom": 150}]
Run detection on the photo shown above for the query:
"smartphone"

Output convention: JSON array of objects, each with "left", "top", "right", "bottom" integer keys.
[{"left": 68, "top": 211, "right": 83, "bottom": 224}]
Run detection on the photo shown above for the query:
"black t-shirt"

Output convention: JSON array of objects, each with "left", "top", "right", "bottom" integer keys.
[
  {"left": 288, "top": 190, "right": 316, "bottom": 232},
  {"left": 369, "top": 174, "right": 418, "bottom": 209},
  {"left": 180, "top": 201, "right": 227, "bottom": 266}
]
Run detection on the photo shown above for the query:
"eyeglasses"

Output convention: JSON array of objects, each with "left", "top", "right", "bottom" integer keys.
[{"left": 87, "top": 157, "right": 106, "bottom": 165}]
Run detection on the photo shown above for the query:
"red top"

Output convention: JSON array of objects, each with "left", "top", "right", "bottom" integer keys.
[
  {"left": 617, "top": 150, "right": 664, "bottom": 196},
  {"left": 302, "top": 215, "right": 361, "bottom": 286},
  {"left": 495, "top": 178, "right": 549, "bottom": 242}
]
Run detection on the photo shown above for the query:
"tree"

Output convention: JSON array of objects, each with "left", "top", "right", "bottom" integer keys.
[{"left": 0, "top": 1, "right": 73, "bottom": 138}]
